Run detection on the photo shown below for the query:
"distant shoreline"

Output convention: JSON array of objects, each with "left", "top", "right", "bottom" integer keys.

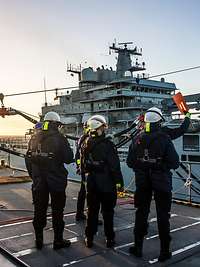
[
  {"left": 0, "top": 136, "right": 27, "bottom": 142},
  {"left": 0, "top": 135, "right": 24, "bottom": 138}
]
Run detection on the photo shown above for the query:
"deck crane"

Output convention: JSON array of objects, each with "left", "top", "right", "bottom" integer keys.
[
  {"left": 0, "top": 93, "right": 38, "bottom": 124},
  {"left": 0, "top": 93, "right": 79, "bottom": 141}
]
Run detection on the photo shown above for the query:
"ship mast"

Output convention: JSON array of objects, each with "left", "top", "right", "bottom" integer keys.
[{"left": 109, "top": 42, "right": 146, "bottom": 79}]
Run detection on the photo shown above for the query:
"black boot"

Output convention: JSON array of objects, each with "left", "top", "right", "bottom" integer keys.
[
  {"left": 53, "top": 239, "right": 71, "bottom": 250},
  {"left": 53, "top": 227, "right": 71, "bottom": 250},
  {"left": 35, "top": 231, "right": 43, "bottom": 250},
  {"left": 106, "top": 239, "right": 115, "bottom": 248},
  {"left": 158, "top": 240, "right": 172, "bottom": 262},
  {"left": 85, "top": 237, "right": 93, "bottom": 248},
  {"left": 129, "top": 246, "right": 143, "bottom": 257},
  {"left": 129, "top": 237, "right": 143, "bottom": 257}
]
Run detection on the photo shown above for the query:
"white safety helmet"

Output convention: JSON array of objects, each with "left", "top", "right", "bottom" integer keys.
[
  {"left": 44, "top": 111, "right": 61, "bottom": 122},
  {"left": 90, "top": 115, "right": 107, "bottom": 124},
  {"left": 144, "top": 107, "right": 163, "bottom": 123},
  {"left": 87, "top": 115, "right": 107, "bottom": 130}
]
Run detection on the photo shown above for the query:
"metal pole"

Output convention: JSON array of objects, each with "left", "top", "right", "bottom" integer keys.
[
  {"left": 44, "top": 76, "right": 47, "bottom": 107},
  {"left": 188, "top": 163, "right": 192, "bottom": 203},
  {"left": 8, "top": 152, "right": 10, "bottom": 167}
]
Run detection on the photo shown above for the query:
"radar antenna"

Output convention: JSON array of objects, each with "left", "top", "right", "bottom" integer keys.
[{"left": 109, "top": 41, "right": 146, "bottom": 78}]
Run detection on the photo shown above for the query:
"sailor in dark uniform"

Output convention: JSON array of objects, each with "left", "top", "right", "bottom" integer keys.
[
  {"left": 80, "top": 115, "right": 124, "bottom": 248},
  {"left": 25, "top": 122, "right": 43, "bottom": 204},
  {"left": 26, "top": 111, "right": 74, "bottom": 250},
  {"left": 75, "top": 117, "right": 103, "bottom": 226},
  {"left": 127, "top": 107, "right": 180, "bottom": 262},
  {"left": 75, "top": 122, "right": 89, "bottom": 221}
]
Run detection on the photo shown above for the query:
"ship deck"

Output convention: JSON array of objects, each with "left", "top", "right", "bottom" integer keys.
[{"left": 0, "top": 179, "right": 200, "bottom": 266}]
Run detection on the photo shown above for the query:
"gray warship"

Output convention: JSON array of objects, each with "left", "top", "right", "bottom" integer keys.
[
  {"left": 42, "top": 42, "right": 176, "bottom": 135},
  {"left": 42, "top": 42, "right": 200, "bottom": 204},
  {"left": 0, "top": 42, "right": 200, "bottom": 266}
]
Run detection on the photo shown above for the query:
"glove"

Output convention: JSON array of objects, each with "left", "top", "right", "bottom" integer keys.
[
  {"left": 116, "top": 183, "right": 124, "bottom": 192},
  {"left": 184, "top": 111, "right": 191, "bottom": 118},
  {"left": 117, "top": 184, "right": 125, "bottom": 198}
]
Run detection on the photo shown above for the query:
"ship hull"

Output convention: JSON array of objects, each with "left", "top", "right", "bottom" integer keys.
[{"left": 1, "top": 142, "right": 200, "bottom": 204}]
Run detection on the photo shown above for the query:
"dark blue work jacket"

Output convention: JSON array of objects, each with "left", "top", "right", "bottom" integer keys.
[
  {"left": 127, "top": 129, "right": 179, "bottom": 192},
  {"left": 26, "top": 128, "right": 74, "bottom": 192}
]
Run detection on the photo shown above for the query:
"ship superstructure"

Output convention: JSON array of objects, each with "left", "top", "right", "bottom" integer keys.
[{"left": 42, "top": 42, "right": 176, "bottom": 135}]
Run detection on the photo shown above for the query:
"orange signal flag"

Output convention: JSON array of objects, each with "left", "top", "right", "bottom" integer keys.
[{"left": 172, "top": 92, "right": 189, "bottom": 114}]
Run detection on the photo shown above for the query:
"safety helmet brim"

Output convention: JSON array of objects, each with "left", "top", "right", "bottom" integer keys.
[{"left": 43, "top": 111, "right": 61, "bottom": 122}]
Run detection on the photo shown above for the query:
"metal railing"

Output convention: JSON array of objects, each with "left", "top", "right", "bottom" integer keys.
[{"left": 173, "top": 161, "right": 200, "bottom": 204}]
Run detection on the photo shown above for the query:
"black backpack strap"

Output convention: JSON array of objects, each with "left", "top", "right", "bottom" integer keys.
[
  {"left": 136, "top": 131, "right": 167, "bottom": 165},
  {"left": 80, "top": 136, "right": 107, "bottom": 173}
]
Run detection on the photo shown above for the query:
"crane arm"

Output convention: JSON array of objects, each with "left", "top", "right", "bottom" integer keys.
[
  {"left": 8, "top": 108, "right": 38, "bottom": 124},
  {"left": 0, "top": 107, "right": 38, "bottom": 124}
]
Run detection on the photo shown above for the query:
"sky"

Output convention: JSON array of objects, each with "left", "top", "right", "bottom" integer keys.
[{"left": 0, "top": 0, "right": 200, "bottom": 135}]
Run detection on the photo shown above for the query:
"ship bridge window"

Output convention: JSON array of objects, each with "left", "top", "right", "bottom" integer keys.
[
  {"left": 116, "top": 101, "right": 123, "bottom": 108},
  {"left": 183, "top": 134, "right": 199, "bottom": 152}
]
